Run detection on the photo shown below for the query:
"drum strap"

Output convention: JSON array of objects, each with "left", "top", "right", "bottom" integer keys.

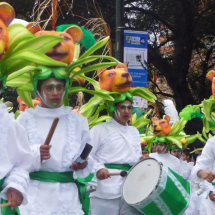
[{"left": 104, "top": 164, "right": 132, "bottom": 171}]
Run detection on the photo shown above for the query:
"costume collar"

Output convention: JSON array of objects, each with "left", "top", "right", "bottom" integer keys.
[
  {"left": 109, "top": 118, "right": 128, "bottom": 133},
  {"left": 156, "top": 151, "right": 170, "bottom": 157},
  {"left": 35, "top": 104, "right": 71, "bottom": 118}
]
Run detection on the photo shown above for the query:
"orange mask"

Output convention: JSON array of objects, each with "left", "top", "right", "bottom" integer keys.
[
  {"left": 27, "top": 23, "right": 83, "bottom": 65},
  {"left": 0, "top": 3, "right": 15, "bottom": 60},
  {"left": 152, "top": 115, "right": 171, "bottom": 136},
  {"left": 17, "top": 96, "right": 41, "bottom": 111},
  {"left": 206, "top": 70, "right": 215, "bottom": 99},
  {"left": 97, "top": 63, "right": 132, "bottom": 92}
]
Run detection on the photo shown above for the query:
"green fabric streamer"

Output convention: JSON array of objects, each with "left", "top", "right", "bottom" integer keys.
[
  {"left": 104, "top": 163, "right": 132, "bottom": 171},
  {"left": 56, "top": 24, "right": 96, "bottom": 50},
  {"left": 0, "top": 178, "right": 20, "bottom": 215},
  {"left": 154, "top": 136, "right": 167, "bottom": 144},
  {"left": 32, "top": 65, "right": 69, "bottom": 97},
  {"left": 179, "top": 105, "right": 200, "bottom": 121},
  {"left": 29, "top": 171, "right": 89, "bottom": 215}
]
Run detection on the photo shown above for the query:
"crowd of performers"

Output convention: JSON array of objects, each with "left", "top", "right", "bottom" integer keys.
[{"left": 1, "top": 2, "right": 215, "bottom": 215}]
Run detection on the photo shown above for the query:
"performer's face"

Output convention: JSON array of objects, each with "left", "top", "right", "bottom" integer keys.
[
  {"left": 156, "top": 142, "right": 167, "bottom": 154},
  {"left": 171, "top": 149, "right": 182, "bottom": 159},
  {"left": 114, "top": 100, "right": 132, "bottom": 125},
  {"left": 39, "top": 77, "right": 65, "bottom": 108}
]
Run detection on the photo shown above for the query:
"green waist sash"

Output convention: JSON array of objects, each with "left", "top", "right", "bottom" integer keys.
[
  {"left": 104, "top": 163, "right": 132, "bottom": 171},
  {"left": 0, "top": 178, "right": 20, "bottom": 215},
  {"left": 30, "top": 171, "right": 87, "bottom": 214}
]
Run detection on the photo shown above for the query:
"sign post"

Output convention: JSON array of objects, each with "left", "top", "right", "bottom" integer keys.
[{"left": 124, "top": 30, "right": 148, "bottom": 108}]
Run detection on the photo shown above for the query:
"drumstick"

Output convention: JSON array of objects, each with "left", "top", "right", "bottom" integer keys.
[
  {"left": 0, "top": 202, "right": 12, "bottom": 208},
  {"left": 108, "top": 171, "right": 127, "bottom": 177},
  {"left": 44, "top": 117, "right": 59, "bottom": 145}
]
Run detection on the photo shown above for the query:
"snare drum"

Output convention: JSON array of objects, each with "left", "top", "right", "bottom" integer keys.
[{"left": 122, "top": 158, "right": 190, "bottom": 215}]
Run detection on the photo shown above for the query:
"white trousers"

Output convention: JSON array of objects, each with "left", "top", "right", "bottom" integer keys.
[{"left": 90, "top": 197, "right": 143, "bottom": 215}]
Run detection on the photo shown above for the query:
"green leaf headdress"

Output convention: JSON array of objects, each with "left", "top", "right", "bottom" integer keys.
[
  {"left": 2, "top": 23, "right": 67, "bottom": 107},
  {"left": 32, "top": 65, "right": 69, "bottom": 97},
  {"left": 141, "top": 117, "right": 199, "bottom": 152},
  {"left": 108, "top": 91, "right": 133, "bottom": 116}
]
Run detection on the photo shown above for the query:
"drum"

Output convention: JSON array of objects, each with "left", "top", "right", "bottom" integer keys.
[{"left": 122, "top": 158, "right": 190, "bottom": 215}]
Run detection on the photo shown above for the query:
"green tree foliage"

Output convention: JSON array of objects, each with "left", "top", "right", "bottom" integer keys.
[
  {"left": 124, "top": 0, "right": 215, "bottom": 111},
  {"left": 3, "top": 0, "right": 215, "bottom": 112}
]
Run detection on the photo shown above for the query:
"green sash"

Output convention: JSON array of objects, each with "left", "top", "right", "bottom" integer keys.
[
  {"left": 30, "top": 171, "right": 88, "bottom": 215},
  {"left": 0, "top": 178, "right": 20, "bottom": 215},
  {"left": 104, "top": 163, "right": 132, "bottom": 171}
]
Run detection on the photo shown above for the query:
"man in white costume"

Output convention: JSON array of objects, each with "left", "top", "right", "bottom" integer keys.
[
  {"left": 191, "top": 136, "right": 215, "bottom": 215},
  {"left": 149, "top": 138, "right": 182, "bottom": 175},
  {"left": 0, "top": 79, "right": 32, "bottom": 215},
  {"left": 17, "top": 66, "right": 93, "bottom": 215},
  {"left": 90, "top": 92, "right": 142, "bottom": 215}
]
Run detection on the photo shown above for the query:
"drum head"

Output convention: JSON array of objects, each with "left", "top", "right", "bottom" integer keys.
[{"left": 122, "top": 158, "right": 161, "bottom": 205}]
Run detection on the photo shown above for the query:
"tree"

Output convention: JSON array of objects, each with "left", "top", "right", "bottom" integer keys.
[{"left": 124, "top": 0, "right": 215, "bottom": 111}]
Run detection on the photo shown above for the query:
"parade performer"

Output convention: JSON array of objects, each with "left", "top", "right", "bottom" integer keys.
[
  {"left": 149, "top": 136, "right": 182, "bottom": 175},
  {"left": 90, "top": 92, "right": 143, "bottom": 215},
  {"left": 0, "top": 2, "right": 33, "bottom": 214},
  {"left": 0, "top": 80, "right": 32, "bottom": 215},
  {"left": 6, "top": 20, "right": 124, "bottom": 215},
  {"left": 189, "top": 69, "right": 215, "bottom": 215},
  {"left": 17, "top": 65, "right": 94, "bottom": 215},
  {"left": 84, "top": 62, "right": 156, "bottom": 215},
  {"left": 140, "top": 114, "right": 199, "bottom": 175}
]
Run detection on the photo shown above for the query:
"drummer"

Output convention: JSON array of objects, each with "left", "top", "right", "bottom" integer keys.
[
  {"left": 149, "top": 137, "right": 182, "bottom": 175},
  {"left": 89, "top": 92, "right": 142, "bottom": 215}
]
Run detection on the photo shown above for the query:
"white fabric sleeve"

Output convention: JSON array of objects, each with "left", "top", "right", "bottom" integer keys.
[
  {"left": 163, "top": 100, "right": 180, "bottom": 124},
  {"left": 90, "top": 125, "right": 106, "bottom": 173},
  {"left": 191, "top": 137, "right": 215, "bottom": 183},
  {"left": 17, "top": 112, "right": 41, "bottom": 172},
  {"left": 30, "top": 145, "right": 41, "bottom": 172},
  {"left": 75, "top": 118, "right": 94, "bottom": 178},
  {"left": 0, "top": 122, "right": 33, "bottom": 205}
]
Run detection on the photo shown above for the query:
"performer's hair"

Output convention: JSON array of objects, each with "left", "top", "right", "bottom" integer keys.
[
  {"left": 193, "top": 139, "right": 205, "bottom": 149},
  {"left": 184, "top": 117, "right": 203, "bottom": 135},
  {"left": 182, "top": 148, "right": 191, "bottom": 158},
  {"left": 37, "top": 77, "right": 66, "bottom": 92}
]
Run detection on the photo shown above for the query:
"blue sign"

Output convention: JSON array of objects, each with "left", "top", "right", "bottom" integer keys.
[
  {"left": 124, "top": 32, "right": 148, "bottom": 49},
  {"left": 128, "top": 68, "right": 147, "bottom": 87}
]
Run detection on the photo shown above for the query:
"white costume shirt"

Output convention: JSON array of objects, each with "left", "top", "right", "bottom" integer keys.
[
  {"left": 0, "top": 102, "right": 32, "bottom": 209},
  {"left": 17, "top": 105, "right": 93, "bottom": 215},
  {"left": 90, "top": 118, "right": 142, "bottom": 199},
  {"left": 149, "top": 152, "right": 181, "bottom": 175},
  {"left": 180, "top": 158, "right": 193, "bottom": 180},
  {"left": 191, "top": 137, "right": 215, "bottom": 215}
]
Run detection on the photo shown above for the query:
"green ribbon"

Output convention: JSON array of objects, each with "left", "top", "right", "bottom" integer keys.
[
  {"left": 0, "top": 178, "right": 20, "bottom": 215},
  {"left": 104, "top": 163, "right": 132, "bottom": 171},
  {"left": 30, "top": 171, "right": 88, "bottom": 214}
]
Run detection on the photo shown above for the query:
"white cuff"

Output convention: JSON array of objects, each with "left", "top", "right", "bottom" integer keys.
[{"left": 30, "top": 145, "right": 41, "bottom": 172}]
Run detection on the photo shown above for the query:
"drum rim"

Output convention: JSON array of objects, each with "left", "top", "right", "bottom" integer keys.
[{"left": 122, "top": 157, "right": 163, "bottom": 205}]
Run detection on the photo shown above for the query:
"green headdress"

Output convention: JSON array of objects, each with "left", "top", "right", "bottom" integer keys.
[
  {"left": 32, "top": 65, "right": 69, "bottom": 97},
  {"left": 109, "top": 91, "right": 133, "bottom": 116},
  {"left": 56, "top": 24, "right": 96, "bottom": 50},
  {"left": 154, "top": 136, "right": 172, "bottom": 150},
  {"left": 141, "top": 117, "right": 200, "bottom": 152},
  {"left": 0, "top": 72, "right": 7, "bottom": 93}
]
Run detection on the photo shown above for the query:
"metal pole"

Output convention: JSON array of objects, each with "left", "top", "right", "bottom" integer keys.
[{"left": 115, "top": 0, "right": 124, "bottom": 62}]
